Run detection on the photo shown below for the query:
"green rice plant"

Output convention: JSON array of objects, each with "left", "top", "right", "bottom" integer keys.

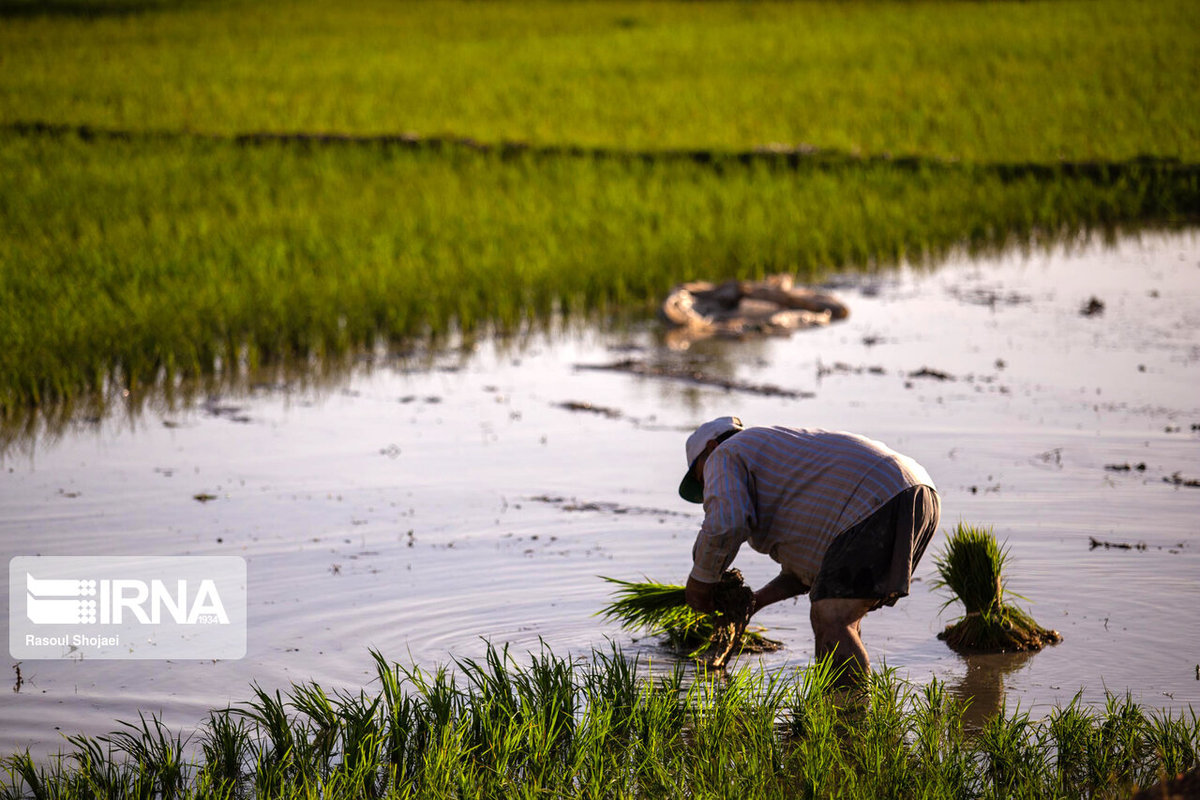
[
  {"left": 933, "top": 523, "right": 1007, "bottom": 616},
  {"left": 907, "top": 679, "right": 973, "bottom": 796},
  {"left": 369, "top": 649, "right": 431, "bottom": 790},
  {"left": 236, "top": 683, "right": 298, "bottom": 793},
  {"left": 1048, "top": 695, "right": 1096, "bottom": 794},
  {"left": 196, "top": 708, "right": 248, "bottom": 795},
  {"left": 287, "top": 681, "right": 340, "bottom": 782},
  {"left": 976, "top": 705, "right": 1051, "bottom": 796},
  {"left": 1143, "top": 708, "right": 1200, "bottom": 782},
  {"left": 932, "top": 523, "right": 1063, "bottom": 654},
  {"left": 3, "top": 643, "right": 1200, "bottom": 799},
  {"left": 330, "top": 690, "right": 384, "bottom": 794},
  {"left": 845, "top": 669, "right": 917, "bottom": 798},
  {"left": 581, "top": 641, "right": 641, "bottom": 739},
  {"left": 599, "top": 573, "right": 782, "bottom": 663},
  {"left": 0, "top": 751, "right": 63, "bottom": 800},
  {"left": 1089, "top": 693, "right": 1151, "bottom": 791},
  {"left": 62, "top": 733, "right": 152, "bottom": 800},
  {"left": 98, "top": 713, "right": 188, "bottom": 800}
]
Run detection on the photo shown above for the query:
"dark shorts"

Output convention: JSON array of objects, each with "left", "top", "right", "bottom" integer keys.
[{"left": 809, "top": 485, "right": 940, "bottom": 610}]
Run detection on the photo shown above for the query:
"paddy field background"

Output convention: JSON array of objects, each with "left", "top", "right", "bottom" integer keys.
[{"left": 0, "top": 0, "right": 1198, "bottom": 795}]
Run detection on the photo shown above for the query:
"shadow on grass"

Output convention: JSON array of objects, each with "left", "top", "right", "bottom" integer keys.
[
  {"left": 0, "top": 0, "right": 209, "bottom": 19},
  {"left": 7, "top": 121, "right": 1200, "bottom": 185}
]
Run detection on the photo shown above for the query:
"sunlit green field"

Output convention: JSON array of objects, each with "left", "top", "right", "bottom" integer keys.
[
  {"left": 3, "top": 130, "right": 1194, "bottom": 413},
  {"left": 2, "top": 0, "right": 1197, "bottom": 160},
  {"left": 1, "top": 0, "right": 1198, "bottom": 414}
]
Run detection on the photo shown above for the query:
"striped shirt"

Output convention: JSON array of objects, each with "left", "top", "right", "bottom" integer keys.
[{"left": 690, "top": 426, "right": 936, "bottom": 585}]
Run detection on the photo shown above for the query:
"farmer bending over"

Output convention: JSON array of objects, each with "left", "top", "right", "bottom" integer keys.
[{"left": 680, "top": 417, "right": 939, "bottom": 686}]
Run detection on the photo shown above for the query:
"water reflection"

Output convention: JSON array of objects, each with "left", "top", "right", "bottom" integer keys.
[
  {"left": 2, "top": 223, "right": 1153, "bottom": 457},
  {"left": 949, "top": 650, "right": 1037, "bottom": 731},
  {"left": 0, "top": 325, "right": 549, "bottom": 458},
  {"left": 2, "top": 230, "right": 1197, "bottom": 756}
]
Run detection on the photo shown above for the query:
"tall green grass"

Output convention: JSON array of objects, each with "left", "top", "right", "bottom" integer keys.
[
  {"left": 2, "top": 643, "right": 1197, "bottom": 799},
  {"left": 2, "top": 130, "right": 1196, "bottom": 419},
  {"left": 1, "top": 0, "right": 1197, "bottom": 162}
]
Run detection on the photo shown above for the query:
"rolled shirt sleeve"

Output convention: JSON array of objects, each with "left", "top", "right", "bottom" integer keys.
[{"left": 689, "top": 448, "right": 756, "bottom": 583}]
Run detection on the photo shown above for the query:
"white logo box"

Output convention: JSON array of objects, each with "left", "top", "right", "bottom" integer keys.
[{"left": 10, "top": 556, "right": 246, "bottom": 660}]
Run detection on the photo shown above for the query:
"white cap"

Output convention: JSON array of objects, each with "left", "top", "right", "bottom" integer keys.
[{"left": 679, "top": 416, "right": 744, "bottom": 503}]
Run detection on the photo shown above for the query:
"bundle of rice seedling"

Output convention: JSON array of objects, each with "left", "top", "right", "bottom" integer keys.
[
  {"left": 932, "top": 523, "right": 1062, "bottom": 653},
  {"left": 599, "top": 569, "right": 782, "bottom": 667}
]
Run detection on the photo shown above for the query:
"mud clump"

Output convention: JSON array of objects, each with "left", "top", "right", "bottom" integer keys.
[
  {"left": 707, "top": 569, "right": 758, "bottom": 668},
  {"left": 938, "top": 609, "right": 1063, "bottom": 654}
]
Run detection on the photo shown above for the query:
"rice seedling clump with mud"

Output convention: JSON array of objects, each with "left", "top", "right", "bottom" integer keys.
[
  {"left": 934, "top": 522, "right": 1063, "bottom": 653},
  {"left": 600, "top": 570, "right": 782, "bottom": 668}
]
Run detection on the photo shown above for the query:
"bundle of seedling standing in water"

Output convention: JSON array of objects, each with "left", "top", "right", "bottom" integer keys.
[
  {"left": 933, "top": 522, "right": 1062, "bottom": 653},
  {"left": 599, "top": 569, "right": 782, "bottom": 668}
]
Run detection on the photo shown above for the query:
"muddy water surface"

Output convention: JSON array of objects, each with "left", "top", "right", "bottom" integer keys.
[{"left": 2, "top": 231, "right": 1198, "bottom": 756}]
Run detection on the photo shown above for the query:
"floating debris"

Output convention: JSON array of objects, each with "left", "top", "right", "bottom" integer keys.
[
  {"left": 528, "top": 495, "right": 690, "bottom": 518},
  {"left": 576, "top": 358, "right": 814, "bottom": 399},
  {"left": 554, "top": 401, "right": 622, "bottom": 418},
  {"left": 817, "top": 361, "right": 887, "bottom": 378},
  {"left": 1164, "top": 472, "right": 1200, "bottom": 488},
  {"left": 949, "top": 286, "right": 1032, "bottom": 308},
  {"left": 908, "top": 367, "right": 955, "bottom": 381},
  {"left": 1089, "top": 537, "right": 1147, "bottom": 551},
  {"left": 202, "top": 397, "right": 252, "bottom": 424},
  {"left": 1080, "top": 296, "right": 1106, "bottom": 317},
  {"left": 1105, "top": 462, "right": 1147, "bottom": 472},
  {"left": 933, "top": 523, "right": 1062, "bottom": 654},
  {"left": 1089, "top": 537, "right": 1186, "bottom": 553},
  {"left": 193, "top": 493, "right": 218, "bottom": 503},
  {"left": 599, "top": 570, "right": 782, "bottom": 668}
]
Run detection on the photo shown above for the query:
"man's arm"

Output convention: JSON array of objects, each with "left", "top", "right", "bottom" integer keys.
[
  {"left": 685, "top": 575, "right": 717, "bottom": 613},
  {"left": 752, "top": 571, "right": 809, "bottom": 615}
]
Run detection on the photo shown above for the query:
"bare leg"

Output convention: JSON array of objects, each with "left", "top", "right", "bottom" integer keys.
[{"left": 810, "top": 598, "right": 875, "bottom": 688}]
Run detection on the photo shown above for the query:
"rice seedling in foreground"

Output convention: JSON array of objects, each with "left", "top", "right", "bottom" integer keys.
[
  {"left": 599, "top": 571, "right": 782, "bottom": 667},
  {"left": 2, "top": 642, "right": 1198, "bottom": 800},
  {"left": 933, "top": 522, "right": 1063, "bottom": 653}
]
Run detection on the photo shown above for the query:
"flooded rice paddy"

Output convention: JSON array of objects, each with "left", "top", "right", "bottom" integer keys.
[{"left": 1, "top": 230, "right": 1198, "bottom": 756}]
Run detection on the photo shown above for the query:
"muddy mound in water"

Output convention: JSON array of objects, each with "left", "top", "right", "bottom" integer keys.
[
  {"left": 660, "top": 275, "right": 848, "bottom": 348},
  {"left": 937, "top": 607, "right": 1063, "bottom": 654}
]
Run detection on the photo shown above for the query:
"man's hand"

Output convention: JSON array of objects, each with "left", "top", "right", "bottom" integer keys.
[{"left": 685, "top": 575, "right": 717, "bottom": 613}]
